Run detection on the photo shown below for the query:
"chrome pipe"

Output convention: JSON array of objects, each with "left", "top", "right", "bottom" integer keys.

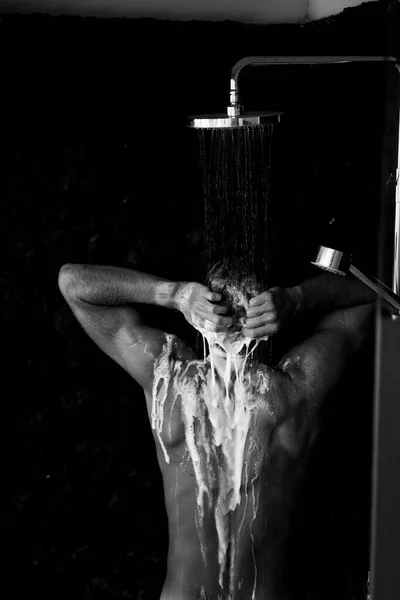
[
  {"left": 189, "top": 55, "right": 396, "bottom": 129},
  {"left": 312, "top": 245, "right": 400, "bottom": 313},
  {"left": 228, "top": 56, "right": 396, "bottom": 116},
  {"left": 228, "top": 56, "right": 400, "bottom": 312},
  {"left": 189, "top": 56, "right": 400, "bottom": 311}
]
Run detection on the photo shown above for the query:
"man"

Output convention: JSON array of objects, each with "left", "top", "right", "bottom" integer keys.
[{"left": 58, "top": 260, "right": 375, "bottom": 600}]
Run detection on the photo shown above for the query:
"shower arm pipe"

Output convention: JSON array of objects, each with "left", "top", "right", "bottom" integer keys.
[
  {"left": 228, "top": 55, "right": 396, "bottom": 113},
  {"left": 229, "top": 55, "right": 400, "bottom": 309}
]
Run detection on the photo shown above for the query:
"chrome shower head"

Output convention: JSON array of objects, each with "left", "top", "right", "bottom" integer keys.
[
  {"left": 188, "top": 55, "right": 394, "bottom": 129},
  {"left": 312, "top": 245, "right": 400, "bottom": 313},
  {"left": 311, "top": 246, "right": 352, "bottom": 276},
  {"left": 187, "top": 111, "right": 282, "bottom": 129}
]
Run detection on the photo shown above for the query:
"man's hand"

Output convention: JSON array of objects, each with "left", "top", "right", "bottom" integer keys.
[
  {"left": 176, "top": 282, "right": 233, "bottom": 333},
  {"left": 243, "top": 287, "right": 298, "bottom": 339}
]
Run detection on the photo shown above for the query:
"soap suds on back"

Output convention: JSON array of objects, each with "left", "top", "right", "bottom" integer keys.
[{"left": 152, "top": 330, "right": 272, "bottom": 598}]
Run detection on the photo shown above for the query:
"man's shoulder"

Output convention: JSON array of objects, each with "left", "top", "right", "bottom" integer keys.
[
  {"left": 110, "top": 325, "right": 194, "bottom": 393},
  {"left": 153, "top": 332, "right": 197, "bottom": 363}
]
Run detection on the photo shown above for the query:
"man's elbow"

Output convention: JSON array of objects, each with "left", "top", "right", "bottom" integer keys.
[
  {"left": 58, "top": 264, "right": 80, "bottom": 301},
  {"left": 345, "top": 303, "right": 375, "bottom": 355}
]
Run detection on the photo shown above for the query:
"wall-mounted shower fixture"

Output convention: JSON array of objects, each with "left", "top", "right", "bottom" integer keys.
[
  {"left": 226, "top": 55, "right": 394, "bottom": 118},
  {"left": 188, "top": 55, "right": 400, "bottom": 316},
  {"left": 187, "top": 56, "right": 395, "bottom": 129},
  {"left": 312, "top": 245, "right": 400, "bottom": 313}
]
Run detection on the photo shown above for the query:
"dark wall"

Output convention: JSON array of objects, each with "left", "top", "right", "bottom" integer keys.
[{"left": 1, "top": 3, "right": 399, "bottom": 599}]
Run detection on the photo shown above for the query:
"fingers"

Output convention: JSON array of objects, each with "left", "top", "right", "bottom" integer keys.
[
  {"left": 246, "top": 292, "right": 277, "bottom": 339},
  {"left": 208, "top": 303, "right": 228, "bottom": 315},
  {"left": 195, "top": 287, "right": 282, "bottom": 337},
  {"left": 245, "top": 311, "right": 277, "bottom": 329},
  {"left": 204, "top": 291, "right": 222, "bottom": 302},
  {"left": 246, "top": 303, "right": 275, "bottom": 318},
  {"left": 189, "top": 287, "right": 233, "bottom": 331},
  {"left": 197, "top": 299, "right": 231, "bottom": 322},
  {"left": 249, "top": 291, "right": 273, "bottom": 308},
  {"left": 242, "top": 322, "right": 279, "bottom": 338},
  {"left": 244, "top": 296, "right": 279, "bottom": 336},
  {"left": 202, "top": 313, "right": 233, "bottom": 329},
  {"left": 200, "top": 292, "right": 230, "bottom": 319}
]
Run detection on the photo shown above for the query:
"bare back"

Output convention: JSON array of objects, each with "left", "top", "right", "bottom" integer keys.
[
  {"left": 59, "top": 275, "right": 373, "bottom": 600},
  {"left": 143, "top": 335, "right": 319, "bottom": 600}
]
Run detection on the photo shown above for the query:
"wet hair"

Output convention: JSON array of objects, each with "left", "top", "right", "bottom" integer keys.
[
  {"left": 202, "top": 258, "right": 272, "bottom": 365},
  {"left": 205, "top": 258, "right": 262, "bottom": 337}
]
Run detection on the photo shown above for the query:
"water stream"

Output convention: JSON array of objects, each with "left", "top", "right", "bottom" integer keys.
[{"left": 197, "top": 124, "right": 275, "bottom": 288}]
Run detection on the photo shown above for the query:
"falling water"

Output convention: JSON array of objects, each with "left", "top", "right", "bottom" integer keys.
[
  {"left": 197, "top": 124, "right": 276, "bottom": 366},
  {"left": 197, "top": 125, "right": 275, "bottom": 290}
]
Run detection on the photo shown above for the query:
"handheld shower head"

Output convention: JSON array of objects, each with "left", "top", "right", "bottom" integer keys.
[
  {"left": 311, "top": 246, "right": 352, "bottom": 276},
  {"left": 312, "top": 246, "right": 400, "bottom": 313}
]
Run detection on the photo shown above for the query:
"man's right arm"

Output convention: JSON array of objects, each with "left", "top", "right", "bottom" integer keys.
[
  {"left": 58, "top": 264, "right": 231, "bottom": 390},
  {"left": 277, "top": 302, "right": 375, "bottom": 410}
]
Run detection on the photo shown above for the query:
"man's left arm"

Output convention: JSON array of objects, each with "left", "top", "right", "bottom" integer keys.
[{"left": 243, "top": 272, "right": 377, "bottom": 339}]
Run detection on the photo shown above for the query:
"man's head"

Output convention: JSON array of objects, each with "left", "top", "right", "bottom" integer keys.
[{"left": 203, "top": 258, "right": 263, "bottom": 360}]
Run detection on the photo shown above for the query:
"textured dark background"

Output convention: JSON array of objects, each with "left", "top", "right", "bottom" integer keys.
[{"left": 1, "top": 2, "right": 399, "bottom": 599}]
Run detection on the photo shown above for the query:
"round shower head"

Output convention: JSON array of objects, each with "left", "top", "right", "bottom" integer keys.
[
  {"left": 311, "top": 245, "right": 400, "bottom": 313},
  {"left": 187, "top": 111, "right": 282, "bottom": 129},
  {"left": 311, "top": 246, "right": 353, "bottom": 276}
]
